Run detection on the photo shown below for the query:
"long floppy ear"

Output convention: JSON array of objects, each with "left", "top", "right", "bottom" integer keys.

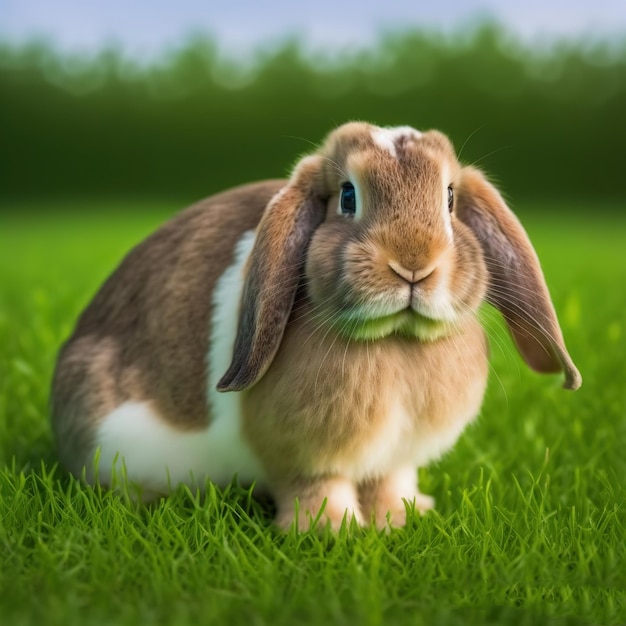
[
  {"left": 217, "top": 156, "right": 326, "bottom": 392},
  {"left": 456, "top": 167, "right": 581, "bottom": 390}
]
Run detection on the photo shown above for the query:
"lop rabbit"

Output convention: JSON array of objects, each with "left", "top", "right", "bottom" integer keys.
[{"left": 51, "top": 122, "right": 581, "bottom": 529}]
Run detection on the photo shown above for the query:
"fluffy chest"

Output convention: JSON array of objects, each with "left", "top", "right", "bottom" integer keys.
[
  {"left": 318, "top": 382, "right": 482, "bottom": 481},
  {"left": 243, "top": 319, "right": 488, "bottom": 481}
]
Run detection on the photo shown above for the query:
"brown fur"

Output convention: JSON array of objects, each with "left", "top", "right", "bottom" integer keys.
[
  {"left": 51, "top": 181, "right": 285, "bottom": 473},
  {"left": 51, "top": 121, "right": 581, "bottom": 529},
  {"left": 455, "top": 167, "right": 581, "bottom": 389},
  {"left": 230, "top": 122, "right": 579, "bottom": 528},
  {"left": 242, "top": 311, "right": 488, "bottom": 528},
  {"left": 218, "top": 157, "right": 327, "bottom": 390}
]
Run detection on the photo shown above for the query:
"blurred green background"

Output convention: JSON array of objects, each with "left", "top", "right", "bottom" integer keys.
[{"left": 2, "top": 22, "right": 625, "bottom": 208}]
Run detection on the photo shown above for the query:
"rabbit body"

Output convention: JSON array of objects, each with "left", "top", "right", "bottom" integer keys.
[
  {"left": 51, "top": 122, "right": 580, "bottom": 529},
  {"left": 52, "top": 183, "right": 278, "bottom": 490}
]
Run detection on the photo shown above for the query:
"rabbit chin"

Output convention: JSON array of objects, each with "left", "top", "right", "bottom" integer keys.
[{"left": 333, "top": 309, "right": 457, "bottom": 341}]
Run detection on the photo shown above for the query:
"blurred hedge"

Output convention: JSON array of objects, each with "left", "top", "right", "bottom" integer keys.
[{"left": 1, "top": 24, "right": 625, "bottom": 206}]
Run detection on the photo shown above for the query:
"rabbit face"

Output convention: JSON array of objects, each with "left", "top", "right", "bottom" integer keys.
[{"left": 305, "top": 123, "right": 487, "bottom": 341}]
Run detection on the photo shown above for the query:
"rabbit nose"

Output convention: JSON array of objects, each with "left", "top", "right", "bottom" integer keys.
[{"left": 388, "top": 260, "right": 435, "bottom": 284}]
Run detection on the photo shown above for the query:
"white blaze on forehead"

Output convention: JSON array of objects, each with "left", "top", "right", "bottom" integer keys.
[
  {"left": 371, "top": 125, "right": 422, "bottom": 158},
  {"left": 441, "top": 162, "right": 454, "bottom": 241}
]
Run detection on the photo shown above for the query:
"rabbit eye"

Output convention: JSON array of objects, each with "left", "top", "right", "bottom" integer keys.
[
  {"left": 340, "top": 182, "right": 356, "bottom": 216},
  {"left": 447, "top": 185, "right": 454, "bottom": 213}
]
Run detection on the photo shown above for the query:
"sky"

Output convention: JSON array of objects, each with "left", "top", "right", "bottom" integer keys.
[{"left": 1, "top": 0, "right": 625, "bottom": 59}]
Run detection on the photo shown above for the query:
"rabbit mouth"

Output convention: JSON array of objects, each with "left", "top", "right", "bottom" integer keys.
[{"left": 333, "top": 308, "right": 455, "bottom": 341}]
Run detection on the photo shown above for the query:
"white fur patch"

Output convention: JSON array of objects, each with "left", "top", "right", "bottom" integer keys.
[
  {"left": 329, "top": 394, "right": 473, "bottom": 483},
  {"left": 331, "top": 397, "right": 413, "bottom": 480},
  {"left": 371, "top": 125, "right": 423, "bottom": 158},
  {"left": 406, "top": 261, "right": 456, "bottom": 323},
  {"left": 326, "top": 479, "right": 363, "bottom": 522},
  {"left": 412, "top": 418, "right": 471, "bottom": 468},
  {"left": 95, "top": 401, "right": 262, "bottom": 491},
  {"left": 423, "top": 270, "right": 457, "bottom": 322},
  {"left": 385, "top": 467, "right": 434, "bottom": 513},
  {"left": 386, "top": 466, "right": 419, "bottom": 498},
  {"left": 206, "top": 230, "right": 266, "bottom": 484},
  {"left": 94, "top": 230, "right": 267, "bottom": 493}
]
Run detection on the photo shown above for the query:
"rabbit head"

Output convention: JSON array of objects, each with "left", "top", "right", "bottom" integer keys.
[{"left": 218, "top": 121, "right": 581, "bottom": 392}]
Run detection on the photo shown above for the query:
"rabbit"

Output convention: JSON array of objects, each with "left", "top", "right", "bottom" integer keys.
[{"left": 51, "top": 121, "right": 581, "bottom": 530}]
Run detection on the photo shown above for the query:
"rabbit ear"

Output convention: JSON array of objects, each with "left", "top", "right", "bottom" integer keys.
[
  {"left": 455, "top": 167, "right": 581, "bottom": 390},
  {"left": 217, "top": 156, "right": 326, "bottom": 392}
]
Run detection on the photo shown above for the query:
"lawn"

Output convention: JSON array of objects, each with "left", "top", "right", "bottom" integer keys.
[{"left": 0, "top": 202, "right": 624, "bottom": 626}]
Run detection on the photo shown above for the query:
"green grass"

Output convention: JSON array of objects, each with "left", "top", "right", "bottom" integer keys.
[{"left": 1, "top": 204, "right": 625, "bottom": 626}]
